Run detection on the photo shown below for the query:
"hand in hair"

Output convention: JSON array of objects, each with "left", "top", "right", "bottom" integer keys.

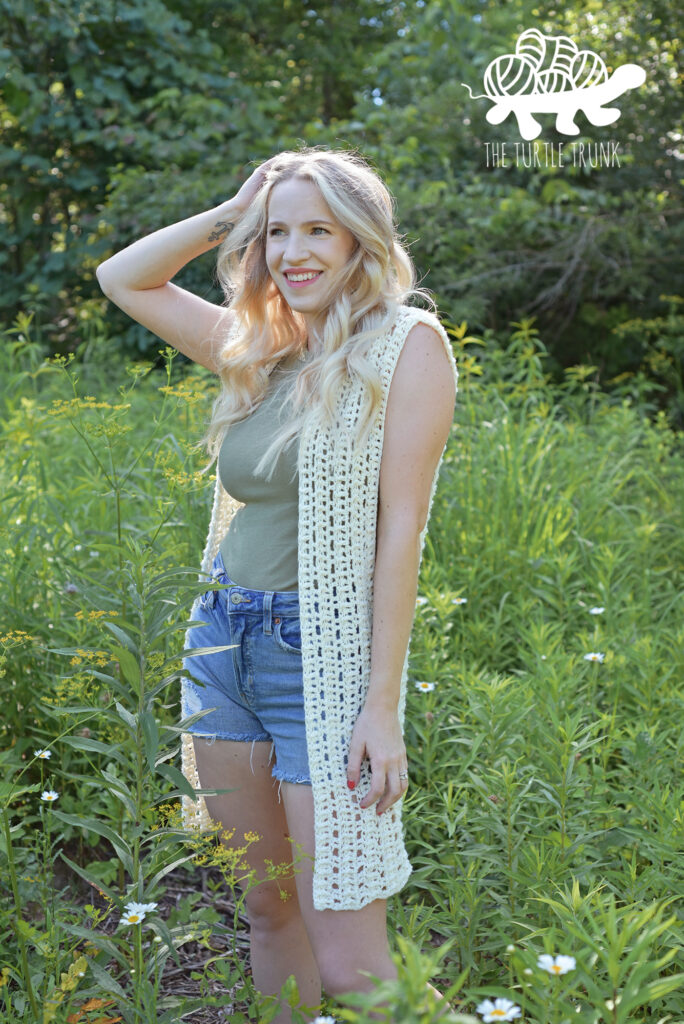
[{"left": 233, "top": 155, "right": 280, "bottom": 215}]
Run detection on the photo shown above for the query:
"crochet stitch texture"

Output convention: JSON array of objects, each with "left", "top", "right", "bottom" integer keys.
[{"left": 180, "top": 303, "right": 459, "bottom": 910}]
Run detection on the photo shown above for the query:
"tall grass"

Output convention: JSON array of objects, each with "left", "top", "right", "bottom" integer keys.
[{"left": 1, "top": 311, "right": 683, "bottom": 1023}]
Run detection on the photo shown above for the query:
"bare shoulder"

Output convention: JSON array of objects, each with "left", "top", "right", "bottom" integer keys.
[
  {"left": 378, "top": 320, "right": 457, "bottom": 529},
  {"left": 391, "top": 319, "right": 457, "bottom": 419}
]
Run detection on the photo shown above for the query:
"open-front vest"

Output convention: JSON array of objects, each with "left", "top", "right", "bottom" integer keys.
[{"left": 180, "top": 303, "right": 459, "bottom": 910}]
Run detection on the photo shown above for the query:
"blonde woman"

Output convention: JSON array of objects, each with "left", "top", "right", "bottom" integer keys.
[{"left": 96, "top": 147, "right": 458, "bottom": 1022}]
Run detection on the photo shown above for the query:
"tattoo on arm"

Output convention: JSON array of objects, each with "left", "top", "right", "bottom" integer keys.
[{"left": 207, "top": 220, "right": 234, "bottom": 242}]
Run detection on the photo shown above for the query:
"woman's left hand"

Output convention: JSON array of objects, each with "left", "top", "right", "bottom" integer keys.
[{"left": 346, "top": 704, "right": 409, "bottom": 815}]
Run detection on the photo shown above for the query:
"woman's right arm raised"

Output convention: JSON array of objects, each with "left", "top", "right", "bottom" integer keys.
[{"left": 95, "top": 162, "right": 274, "bottom": 373}]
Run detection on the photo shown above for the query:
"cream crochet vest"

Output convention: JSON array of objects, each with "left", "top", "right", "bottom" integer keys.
[{"left": 180, "top": 303, "right": 459, "bottom": 911}]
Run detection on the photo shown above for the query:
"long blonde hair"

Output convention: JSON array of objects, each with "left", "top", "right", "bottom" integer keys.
[{"left": 200, "top": 145, "right": 434, "bottom": 481}]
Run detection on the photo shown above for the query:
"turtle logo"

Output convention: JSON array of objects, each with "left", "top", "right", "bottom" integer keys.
[{"left": 462, "top": 28, "right": 646, "bottom": 141}]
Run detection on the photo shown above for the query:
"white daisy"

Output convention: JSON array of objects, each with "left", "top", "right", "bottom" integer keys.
[
  {"left": 589, "top": 607, "right": 605, "bottom": 615},
  {"left": 538, "top": 953, "right": 576, "bottom": 975},
  {"left": 415, "top": 681, "right": 435, "bottom": 692},
  {"left": 124, "top": 901, "right": 158, "bottom": 916},
  {"left": 41, "top": 790, "right": 59, "bottom": 803},
  {"left": 34, "top": 749, "right": 52, "bottom": 759},
  {"left": 121, "top": 910, "right": 146, "bottom": 926},
  {"left": 452, "top": 597, "right": 468, "bottom": 605},
  {"left": 476, "top": 997, "right": 522, "bottom": 1021},
  {"left": 415, "top": 596, "right": 429, "bottom": 606},
  {"left": 311, "top": 1017, "right": 338, "bottom": 1024},
  {"left": 584, "top": 652, "right": 605, "bottom": 663}
]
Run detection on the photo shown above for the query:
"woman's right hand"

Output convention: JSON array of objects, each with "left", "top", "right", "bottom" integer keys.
[{"left": 232, "top": 155, "right": 281, "bottom": 215}]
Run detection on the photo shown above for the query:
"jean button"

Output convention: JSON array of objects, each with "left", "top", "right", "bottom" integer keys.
[{"left": 231, "top": 593, "right": 243, "bottom": 604}]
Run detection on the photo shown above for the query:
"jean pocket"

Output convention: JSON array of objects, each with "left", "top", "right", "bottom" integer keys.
[{"left": 273, "top": 617, "right": 302, "bottom": 654}]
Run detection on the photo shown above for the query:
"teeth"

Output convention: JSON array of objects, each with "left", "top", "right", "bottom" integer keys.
[{"left": 286, "top": 272, "right": 321, "bottom": 281}]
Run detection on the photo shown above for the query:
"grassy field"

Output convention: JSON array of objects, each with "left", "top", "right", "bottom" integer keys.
[{"left": 1, "top": 314, "right": 683, "bottom": 1024}]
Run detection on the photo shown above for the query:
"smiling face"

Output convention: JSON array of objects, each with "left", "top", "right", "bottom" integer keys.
[{"left": 265, "top": 176, "right": 357, "bottom": 338}]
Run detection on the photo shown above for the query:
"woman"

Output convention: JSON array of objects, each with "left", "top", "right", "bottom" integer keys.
[{"left": 96, "top": 146, "right": 458, "bottom": 1023}]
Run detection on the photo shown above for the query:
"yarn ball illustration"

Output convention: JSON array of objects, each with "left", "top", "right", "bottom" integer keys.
[
  {"left": 515, "top": 27, "right": 547, "bottom": 67},
  {"left": 480, "top": 29, "right": 608, "bottom": 97},
  {"left": 484, "top": 54, "right": 537, "bottom": 98},
  {"left": 536, "top": 69, "right": 573, "bottom": 93},
  {"left": 571, "top": 49, "right": 609, "bottom": 89}
]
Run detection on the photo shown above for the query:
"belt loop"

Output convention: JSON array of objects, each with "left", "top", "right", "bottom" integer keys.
[{"left": 263, "top": 591, "right": 273, "bottom": 635}]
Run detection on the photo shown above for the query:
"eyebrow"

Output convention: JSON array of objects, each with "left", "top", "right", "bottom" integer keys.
[{"left": 267, "top": 219, "right": 336, "bottom": 227}]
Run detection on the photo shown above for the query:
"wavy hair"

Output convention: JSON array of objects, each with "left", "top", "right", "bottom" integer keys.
[{"left": 199, "top": 144, "right": 434, "bottom": 482}]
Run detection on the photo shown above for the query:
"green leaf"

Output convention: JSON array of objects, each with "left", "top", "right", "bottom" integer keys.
[
  {"left": 140, "top": 709, "right": 160, "bottom": 771},
  {"left": 155, "top": 762, "right": 198, "bottom": 801},
  {"left": 50, "top": 810, "right": 134, "bottom": 874},
  {"left": 0, "top": 780, "right": 41, "bottom": 805},
  {"left": 88, "top": 956, "right": 130, "bottom": 1002},
  {"left": 59, "top": 920, "right": 128, "bottom": 970},
  {"left": 112, "top": 645, "right": 141, "bottom": 690},
  {"left": 103, "top": 620, "right": 140, "bottom": 652},
  {"left": 59, "top": 734, "right": 127, "bottom": 767},
  {"left": 115, "top": 700, "right": 137, "bottom": 730},
  {"left": 59, "top": 851, "right": 119, "bottom": 902}
]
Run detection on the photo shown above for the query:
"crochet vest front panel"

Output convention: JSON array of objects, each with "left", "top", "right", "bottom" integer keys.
[{"left": 180, "top": 303, "right": 459, "bottom": 911}]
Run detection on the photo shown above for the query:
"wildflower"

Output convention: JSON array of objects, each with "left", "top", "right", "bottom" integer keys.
[
  {"left": 476, "top": 997, "right": 521, "bottom": 1021},
  {"left": 64, "top": 582, "right": 79, "bottom": 594},
  {"left": 89, "top": 551, "right": 99, "bottom": 558},
  {"left": 540, "top": 654, "right": 547, "bottom": 660},
  {"left": 34, "top": 749, "right": 52, "bottom": 759},
  {"left": 311, "top": 1017, "right": 337, "bottom": 1024},
  {"left": 75, "top": 544, "right": 82, "bottom": 551},
  {"left": 415, "top": 596, "right": 429, "bottom": 606},
  {"left": 538, "top": 953, "right": 576, "bottom": 975},
  {"left": 589, "top": 606, "right": 605, "bottom": 614},
  {"left": 584, "top": 652, "right": 605, "bottom": 663},
  {"left": 124, "top": 901, "right": 158, "bottom": 916},
  {"left": 120, "top": 910, "right": 146, "bottom": 926},
  {"left": 415, "top": 681, "right": 435, "bottom": 692},
  {"left": 41, "top": 790, "right": 59, "bottom": 803},
  {"left": 451, "top": 597, "right": 468, "bottom": 605},
  {"left": 505, "top": 944, "right": 515, "bottom": 953}
]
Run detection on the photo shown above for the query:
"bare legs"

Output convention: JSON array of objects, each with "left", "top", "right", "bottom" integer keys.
[
  {"left": 192, "top": 738, "right": 321, "bottom": 1022},
  {"left": 191, "top": 737, "right": 452, "bottom": 1022}
]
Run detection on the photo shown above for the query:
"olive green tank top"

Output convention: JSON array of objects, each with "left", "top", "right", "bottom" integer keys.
[{"left": 217, "top": 351, "right": 313, "bottom": 591}]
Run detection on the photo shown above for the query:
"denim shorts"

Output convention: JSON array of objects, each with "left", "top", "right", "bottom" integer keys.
[{"left": 181, "top": 550, "right": 311, "bottom": 786}]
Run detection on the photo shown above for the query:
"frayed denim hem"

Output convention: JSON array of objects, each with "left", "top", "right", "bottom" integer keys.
[
  {"left": 190, "top": 730, "right": 271, "bottom": 745},
  {"left": 271, "top": 769, "right": 312, "bottom": 804},
  {"left": 271, "top": 769, "right": 312, "bottom": 784}
]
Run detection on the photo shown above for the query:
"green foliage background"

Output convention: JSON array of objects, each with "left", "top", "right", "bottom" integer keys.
[
  {"left": 2, "top": 0, "right": 682, "bottom": 418},
  {"left": 1, "top": 3, "right": 684, "bottom": 1014}
]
